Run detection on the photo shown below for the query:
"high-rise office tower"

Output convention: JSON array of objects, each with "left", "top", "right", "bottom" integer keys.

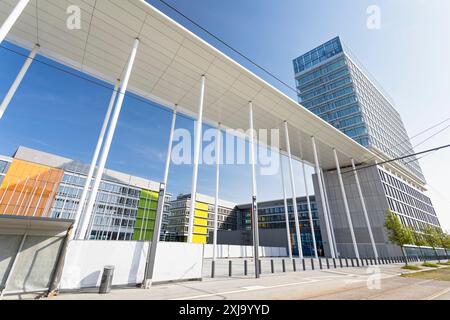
[{"left": 293, "top": 37, "right": 441, "bottom": 258}]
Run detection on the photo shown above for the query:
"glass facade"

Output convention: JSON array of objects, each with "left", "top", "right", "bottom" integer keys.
[
  {"left": 293, "top": 37, "right": 439, "bottom": 236},
  {"left": 293, "top": 37, "right": 425, "bottom": 180},
  {"left": 237, "top": 196, "right": 324, "bottom": 257},
  {"left": 379, "top": 168, "right": 439, "bottom": 231},
  {"left": 0, "top": 147, "right": 171, "bottom": 241},
  {"left": 293, "top": 37, "right": 343, "bottom": 73}
]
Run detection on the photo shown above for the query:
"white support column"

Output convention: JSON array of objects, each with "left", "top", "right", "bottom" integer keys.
[
  {"left": 0, "top": 0, "right": 30, "bottom": 45},
  {"left": 212, "top": 123, "right": 221, "bottom": 262},
  {"left": 311, "top": 137, "right": 335, "bottom": 258},
  {"left": 163, "top": 106, "right": 178, "bottom": 186},
  {"left": 73, "top": 80, "right": 120, "bottom": 239},
  {"left": 333, "top": 149, "right": 359, "bottom": 259},
  {"left": 279, "top": 150, "right": 293, "bottom": 259},
  {"left": 302, "top": 161, "right": 318, "bottom": 259},
  {"left": 78, "top": 38, "right": 140, "bottom": 240},
  {"left": 283, "top": 121, "right": 303, "bottom": 258},
  {"left": 142, "top": 106, "right": 177, "bottom": 287},
  {"left": 248, "top": 101, "right": 260, "bottom": 278},
  {"left": 320, "top": 168, "right": 338, "bottom": 257},
  {"left": 352, "top": 159, "right": 379, "bottom": 259},
  {"left": 148, "top": 105, "right": 177, "bottom": 242},
  {"left": 0, "top": 44, "right": 39, "bottom": 120},
  {"left": 187, "top": 75, "right": 206, "bottom": 243}
]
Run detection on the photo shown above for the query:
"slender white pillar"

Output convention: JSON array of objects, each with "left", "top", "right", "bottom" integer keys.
[
  {"left": 78, "top": 38, "right": 140, "bottom": 240},
  {"left": 0, "top": 44, "right": 39, "bottom": 120},
  {"left": 148, "top": 105, "right": 177, "bottom": 241},
  {"left": 212, "top": 123, "right": 222, "bottom": 262},
  {"left": 301, "top": 161, "right": 318, "bottom": 259},
  {"left": 320, "top": 168, "right": 338, "bottom": 257},
  {"left": 283, "top": 121, "right": 303, "bottom": 258},
  {"left": 279, "top": 151, "right": 293, "bottom": 259},
  {"left": 248, "top": 102, "right": 260, "bottom": 278},
  {"left": 352, "top": 159, "right": 378, "bottom": 259},
  {"left": 0, "top": 0, "right": 30, "bottom": 45},
  {"left": 163, "top": 106, "right": 178, "bottom": 186},
  {"left": 311, "top": 137, "right": 335, "bottom": 258},
  {"left": 73, "top": 81, "right": 119, "bottom": 239},
  {"left": 333, "top": 149, "right": 359, "bottom": 259},
  {"left": 142, "top": 106, "right": 177, "bottom": 287},
  {"left": 187, "top": 75, "right": 206, "bottom": 243}
]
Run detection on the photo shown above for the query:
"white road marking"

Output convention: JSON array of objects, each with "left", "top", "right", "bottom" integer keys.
[
  {"left": 423, "top": 287, "right": 450, "bottom": 300},
  {"left": 172, "top": 271, "right": 399, "bottom": 300},
  {"left": 171, "top": 279, "right": 319, "bottom": 300}
]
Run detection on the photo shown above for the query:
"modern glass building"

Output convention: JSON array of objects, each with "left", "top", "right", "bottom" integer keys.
[
  {"left": 293, "top": 36, "right": 423, "bottom": 180},
  {"left": 236, "top": 196, "right": 323, "bottom": 257},
  {"left": 293, "top": 37, "right": 441, "bottom": 257},
  {"left": 0, "top": 146, "right": 171, "bottom": 241}
]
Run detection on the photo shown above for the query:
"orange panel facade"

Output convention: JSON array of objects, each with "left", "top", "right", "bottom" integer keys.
[{"left": 0, "top": 159, "right": 63, "bottom": 217}]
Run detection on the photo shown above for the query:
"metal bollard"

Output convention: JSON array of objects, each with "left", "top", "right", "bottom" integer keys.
[
  {"left": 211, "top": 260, "right": 215, "bottom": 278},
  {"left": 271, "top": 259, "right": 274, "bottom": 273},
  {"left": 244, "top": 260, "right": 248, "bottom": 276},
  {"left": 302, "top": 259, "right": 306, "bottom": 271},
  {"left": 356, "top": 259, "right": 360, "bottom": 267},
  {"left": 326, "top": 258, "right": 330, "bottom": 269},
  {"left": 345, "top": 258, "right": 349, "bottom": 267},
  {"left": 259, "top": 259, "right": 262, "bottom": 274},
  {"left": 311, "top": 258, "right": 315, "bottom": 270},
  {"left": 319, "top": 258, "right": 323, "bottom": 269},
  {"left": 351, "top": 259, "right": 355, "bottom": 267},
  {"left": 99, "top": 265, "right": 114, "bottom": 294},
  {"left": 229, "top": 260, "right": 232, "bottom": 277},
  {"left": 293, "top": 259, "right": 297, "bottom": 272},
  {"left": 282, "top": 259, "right": 286, "bottom": 273},
  {"left": 339, "top": 258, "right": 343, "bottom": 268},
  {"left": 333, "top": 258, "right": 337, "bottom": 268}
]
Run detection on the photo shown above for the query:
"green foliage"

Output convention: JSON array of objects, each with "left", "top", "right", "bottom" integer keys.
[
  {"left": 411, "top": 230, "right": 427, "bottom": 247},
  {"left": 401, "top": 265, "right": 421, "bottom": 271},
  {"left": 422, "top": 262, "right": 439, "bottom": 268},
  {"left": 384, "top": 209, "right": 414, "bottom": 247},
  {"left": 421, "top": 225, "right": 441, "bottom": 249}
]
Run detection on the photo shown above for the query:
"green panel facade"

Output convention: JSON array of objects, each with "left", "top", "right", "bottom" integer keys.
[{"left": 132, "top": 189, "right": 159, "bottom": 241}]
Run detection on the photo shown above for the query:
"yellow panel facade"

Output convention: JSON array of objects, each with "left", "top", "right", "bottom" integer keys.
[
  {"left": 195, "top": 201, "right": 209, "bottom": 211},
  {"left": 194, "top": 209, "right": 208, "bottom": 218},
  {"left": 192, "top": 234, "right": 207, "bottom": 244}
]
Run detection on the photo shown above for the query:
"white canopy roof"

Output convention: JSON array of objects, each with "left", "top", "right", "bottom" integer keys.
[{"left": 0, "top": 0, "right": 421, "bottom": 186}]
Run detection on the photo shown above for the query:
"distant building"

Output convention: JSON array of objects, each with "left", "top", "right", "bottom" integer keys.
[
  {"left": 0, "top": 146, "right": 171, "bottom": 241},
  {"left": 235, "top": 196, "right": 323, "bottom": 257},
  {"left": 166, "top": 193, "right": 237, "bottom": 244}
]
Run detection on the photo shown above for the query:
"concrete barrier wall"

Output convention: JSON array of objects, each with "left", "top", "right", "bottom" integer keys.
[
  {"left": 59, "top": 241, "right": 287, "bottom": 290},
  {"left": 60, "top": 241, "right": 204, "bottom": 290},
  {"left": 203, "top": 244, "right": 287, "bottom": 258},
  {"left": 60, "top": 241, "right": 148, "bottom": 290}
]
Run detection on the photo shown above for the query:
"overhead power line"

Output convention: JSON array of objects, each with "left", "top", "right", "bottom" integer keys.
[
  {"left": 157, "top": 0, "right": 299, "bottom": 96},
  {"left": 341, "top": 143, "right": 450, "bottom": 175}
]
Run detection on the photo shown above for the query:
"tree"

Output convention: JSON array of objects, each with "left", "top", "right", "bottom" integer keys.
[
  {"left": 411, "top": 229, "right": 427, "bottom": 259},
  {"left": 384, "top": 209, "right": 414, "bottom": 265},
  {"left": 433, "top": 228, "right": 450, "bottom": 259},
  {"left": 422, "top": 225, "right": 441, "bottom": 262},
  {"left": 443, "top": 233, "right": 450, "bottom": 259}
]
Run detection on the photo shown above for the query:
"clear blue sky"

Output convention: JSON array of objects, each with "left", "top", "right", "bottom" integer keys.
[{"left": 0, "top": 0, "right": 449, "bottom": 230}]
